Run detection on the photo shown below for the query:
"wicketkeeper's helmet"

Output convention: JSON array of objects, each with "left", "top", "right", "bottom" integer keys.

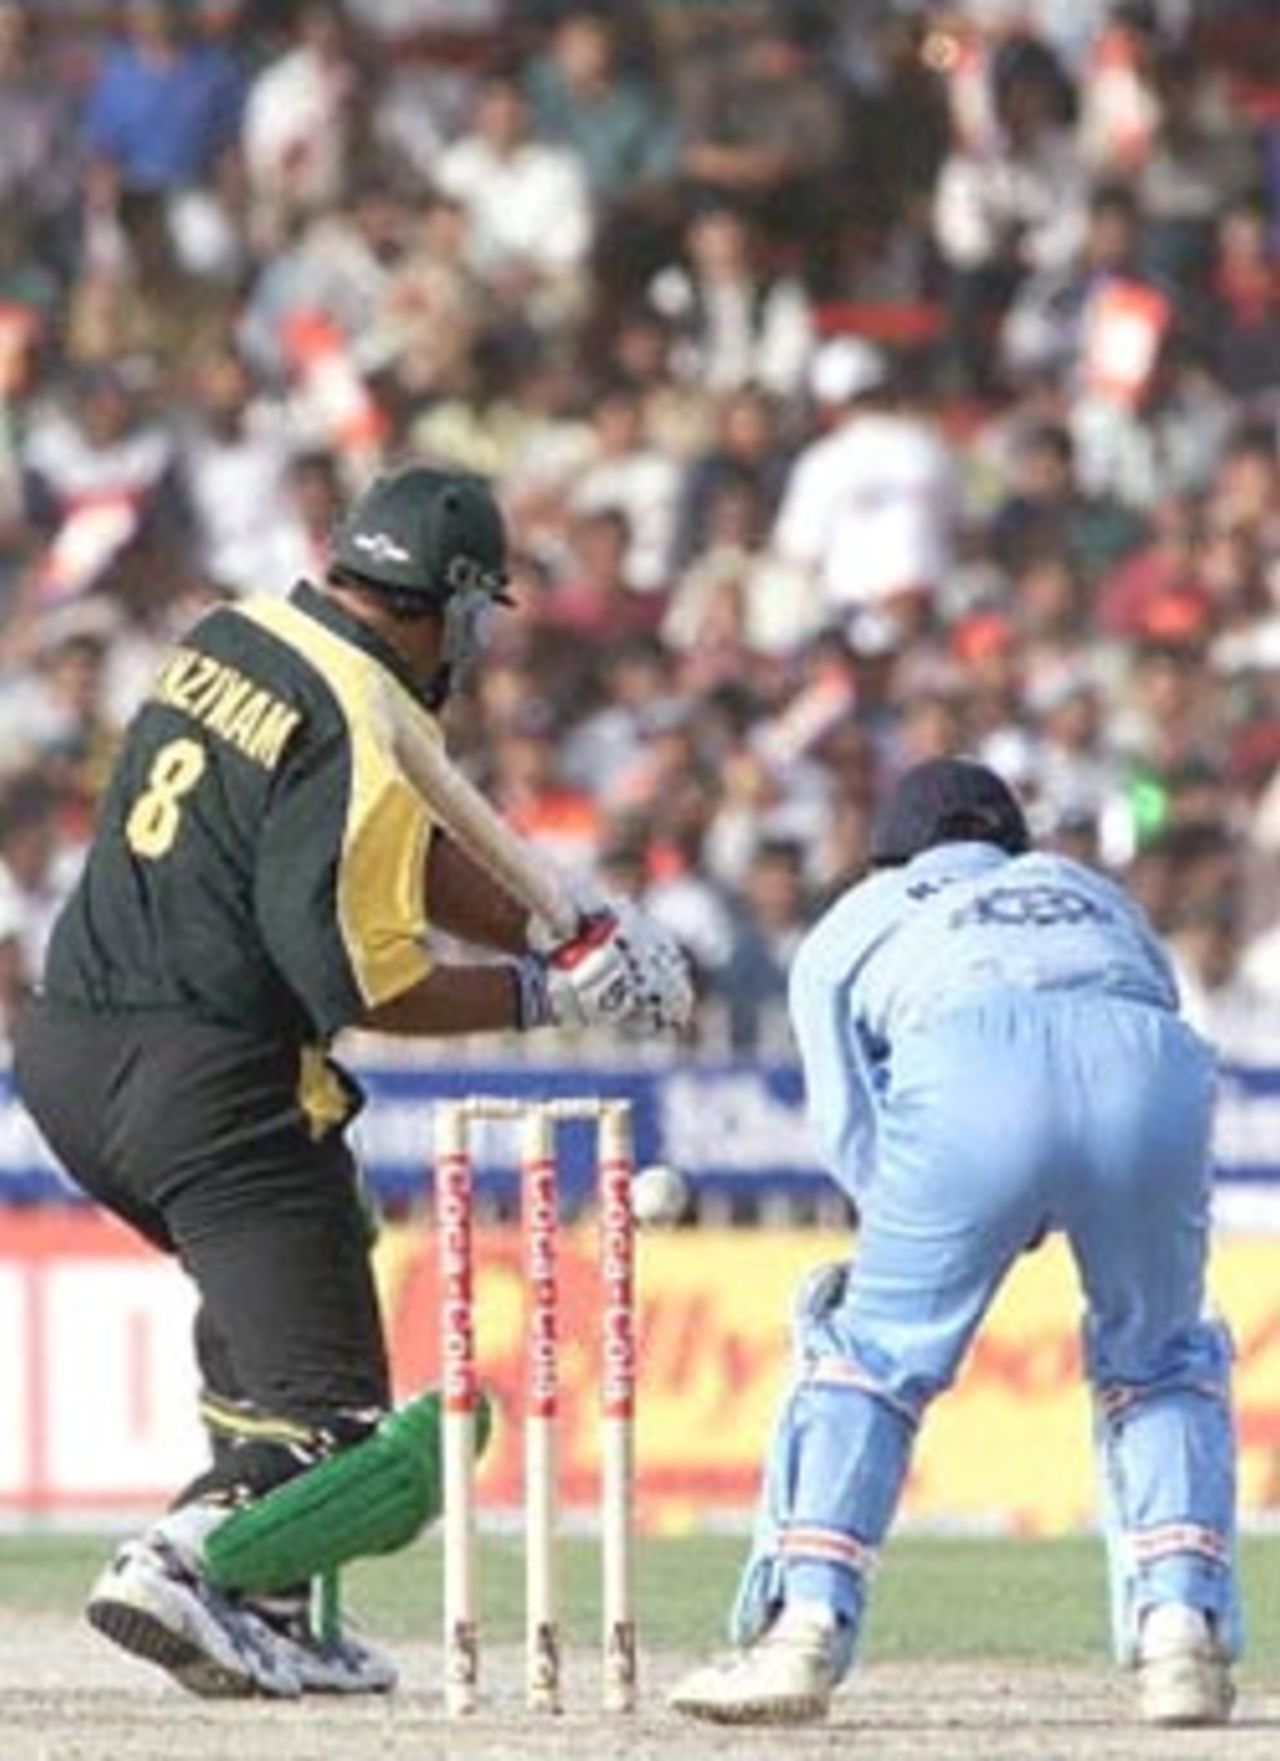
[
  {"left": 330, "top": 464, "right": 510, "bottom": 618},
  {"left": 870, "top": 757, "right": 1031, "bottom": 867}
]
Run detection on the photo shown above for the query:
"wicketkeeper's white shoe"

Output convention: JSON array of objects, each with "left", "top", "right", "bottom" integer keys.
[
  {"left": 1137, "top": 1603, "right": 1234, "bottom": 1727},
  {"left": 668, "top": 1604, "right": 840, "bottom": 1725},
  {"left": 86, "top": 1538, "right": 302, "bottom": 1699}
]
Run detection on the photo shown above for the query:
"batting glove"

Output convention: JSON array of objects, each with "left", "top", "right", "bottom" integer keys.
[
  {"left": 608, "top": 899, "right": 695, "bottom": 1033},
  {"left": 513, "top": 911, "right": 641, "bottom": 1031}
]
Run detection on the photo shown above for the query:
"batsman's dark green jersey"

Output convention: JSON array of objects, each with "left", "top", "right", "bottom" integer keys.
[{"left": 45, "top": 582, "right": 440, "bottom": 1044}]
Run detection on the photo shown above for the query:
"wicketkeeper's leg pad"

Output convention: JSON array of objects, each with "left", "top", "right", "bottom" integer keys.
[
  {"left": 202, "top": 1390, "right": 491, "bottom": 1595},
  {"left": 1087, "top": 1316, "right": 1241, "bottom": 1662}
]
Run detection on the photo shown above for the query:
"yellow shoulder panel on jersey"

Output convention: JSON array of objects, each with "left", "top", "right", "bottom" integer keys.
[{"left": 236, "top": 598, "right": 435, "bottom": 1009}]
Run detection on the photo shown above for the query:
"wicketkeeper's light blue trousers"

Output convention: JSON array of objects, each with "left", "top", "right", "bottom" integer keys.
[{"left": 733, "top": 989, "right": 1241, "bottom": 1670}]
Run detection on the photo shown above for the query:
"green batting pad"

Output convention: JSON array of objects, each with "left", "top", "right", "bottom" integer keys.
[{"left": 203, "top": 1389, "right": 492, "bottom": 1594}]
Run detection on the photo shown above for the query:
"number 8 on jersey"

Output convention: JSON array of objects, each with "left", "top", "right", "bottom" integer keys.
[{"left": 125, "top": 737, "right": 208, "bottom": 860}]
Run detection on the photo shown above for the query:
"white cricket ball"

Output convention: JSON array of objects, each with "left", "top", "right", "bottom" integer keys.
[{"left": 630, "top": 1163, "right": 690, "bottom": 1227}]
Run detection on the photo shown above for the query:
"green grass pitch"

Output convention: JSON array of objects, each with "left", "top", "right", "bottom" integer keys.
[{"left": 2, "top": 1532, "right": 1278, "bottom": 1683}]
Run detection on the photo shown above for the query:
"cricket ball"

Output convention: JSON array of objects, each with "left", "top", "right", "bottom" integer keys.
[{"left": 630, "top": 1163, "right": 691, "bottom": 1226}]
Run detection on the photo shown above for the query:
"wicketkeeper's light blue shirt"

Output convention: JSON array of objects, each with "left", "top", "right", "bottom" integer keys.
[{"left": 788, "top": 843, "right": 1181, "bottom": 1201}]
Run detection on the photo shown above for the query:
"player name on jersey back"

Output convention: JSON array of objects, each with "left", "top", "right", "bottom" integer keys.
[{"left": 152, "top": 646, "right": 303, "bottom": 771}]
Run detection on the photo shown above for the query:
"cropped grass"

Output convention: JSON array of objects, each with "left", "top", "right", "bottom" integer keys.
[{"left": 3, "top": 1531, "right": 1279, "bottom": 1686}]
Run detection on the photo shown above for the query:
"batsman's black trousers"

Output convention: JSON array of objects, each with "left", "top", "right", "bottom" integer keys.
[{"left": 14, "top": 998, "right": 390, "bottom": 1440}]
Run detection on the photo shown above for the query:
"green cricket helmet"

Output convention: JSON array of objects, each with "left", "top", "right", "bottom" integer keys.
[{"left": 331, "top": 464, "right": 511, "bottom": 615}]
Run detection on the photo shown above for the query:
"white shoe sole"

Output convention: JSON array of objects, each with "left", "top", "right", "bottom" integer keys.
[
  {"left": 87, "top": 1594, "right": 264, "bottom": 1699},
  {"left": 669, "top": 1686, "right": 831, "bottom": 1726},
  {"left": 1140, "top": 1652, "right": 1235, "bottom": 1727}
]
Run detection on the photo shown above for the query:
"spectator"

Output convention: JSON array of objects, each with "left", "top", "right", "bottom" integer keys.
[
  {"left": 1071, "top": 339, "right": 1239, "bottom": 511},
  {"left": 670, "top": 385, "right": 788, "bottom": 570},
  {"left": 241, "top": 3, "right": 360, "bottom": 252},
  {"left": 1134, "top": 44, "right": 1259, "bottom": 295},
  {"left": 714, "top": 837, "right": 810, "bottom": 1054},
  {"left": 674, "top": 7, "right": 848, "bottom": 259},
  {"left": 952, "top": 608, "right": 1025, "bottom": 751},
  {"left": 368, "top": 193, "right": 489, "bottom": 404},
  {"left": 0, "top": 769, "right": 77, "bottom": 1024},
  {"left": 597, "top": 304, "right": 711, "bottom": 461},
  {"left": 833, "top": 9, "right": 949, "bottom": 295},
  {"left": 560, "top": 632, "right": 677, "bottom": 793},
  {"left": 933, "top": 33, "right": 1087, "bottom": 391},
  {"left": 340, "top": 0, "right": 506, "bottom": 44},
  {"left": 1209, "top": 424, "right": 1279, "bottom": 557},
  {"left": 284, "top": 448, "right": 345, "bottom": 581},
  {"left": 1025, "top": 663, "right": 1128, "bottom": 840},
  {"left": 483, "top": 354, "right": 599, "bottom": 539},
  {"left": 435, "top": 73, "right": 594, "bottom": 334},
  {"left": 701, "top": 732, "right": 788, "bottom": 890},
  {"left": 0, "top": 605, "right": 119, "bottom": 802},
  {"left": 537, "top": 507, "right": 663, "bottom": 643},
  {"left": 488, "top": 706, "right": 603, "bottom": 883},
  {"left": 82, "top": 0, "right": 247, "bottom": 279},
  {"left": 526, "top": 9, "right": 676, "bottom": 205},
  {"left": 1114, "top": 626, "right": 1226, "bottom": 795},
  {"left": 0, "top": 6, "right": 81, "bottom": 269},
  {"left": 0, "top": 207, "right": 61, "bottom": 445},
  {"left": 999, "top": 182, "right": 1156, "bottom": 387},
  {"left": 239, "top": 169, "right": 410, "bottom": 380},
  {"left": 1209, "top": 194, "right": 1280, "bottom": 397},
  {"left": 1169, "top": 885, "right": 1280, "bottom": 1062},
  {"left": 771, "top": 337, "right": 958, "bottom": 645},
  {"left": 18, "top": 362, "right": 183, "bottom": 615},
  {"left": 567, "top": 382, "right": 682, "bottom": 594},
  {"left": 986, "top": 420, "right": 1147, "bottom": 586},
  {"left": 1012, "top": 551, "right": 1088, "bottom": 667},
  {"left": 1195, "top": 509, "right": 1270, "bottom": 643},
  {"left": 1096, "top": 492, "right": 1205, "bottom": 637},
  {"left": 664, "top": 476, "right": 776, "bottom": 672},
  {"left": 649, "top": 202, "right": 815, "bottom": 400},
  {"left": 177, "top": 348, "right": 312, "bottom": 597}
]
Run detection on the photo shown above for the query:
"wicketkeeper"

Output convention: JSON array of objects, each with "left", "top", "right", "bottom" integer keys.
[
  {"left": 14, "top": 463, "right": 691, "bottom": 1698},
  {"left": 670, "top": 757, "right": 1240, "bottom": 1729}
]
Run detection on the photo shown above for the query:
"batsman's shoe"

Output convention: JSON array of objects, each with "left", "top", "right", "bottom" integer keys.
[
  {"left": 86, "top": 1537, "right": 302, "bottom": 1699},
  {"left": 248, "top": 1598, "right": 398, "bottom": 1695},
  {"left": 1138, "top": 1604, "right": 1234, "bottom": 1727},
  {"left": 668, "top": 1605, "right": 840, "bottom": 1726}
]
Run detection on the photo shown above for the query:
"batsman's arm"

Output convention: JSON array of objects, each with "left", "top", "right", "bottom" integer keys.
[
  {"left": 362, "top": 913, "right": 647, "bottom": 1038},
  {"left": 425, "top": 830, "right": 533, "bottom": 956},
  {"left": 361, "top": 964, "right": 522, "bottom": 1037}
]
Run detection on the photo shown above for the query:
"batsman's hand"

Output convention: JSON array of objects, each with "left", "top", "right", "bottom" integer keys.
[
  {"left": 516, "top": 911, "right": 643, "bottom": 1031},
  {"left": 609, "top": 899, "right": 694, "bottom": 1033},
  {"left": 519, "top": 905, "right": 694, "bottom": 1034}
]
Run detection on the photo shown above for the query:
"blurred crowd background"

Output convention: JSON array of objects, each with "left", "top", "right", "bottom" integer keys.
[{"left": 0, "top": 0, "right": 1277, "bottom": 1065}]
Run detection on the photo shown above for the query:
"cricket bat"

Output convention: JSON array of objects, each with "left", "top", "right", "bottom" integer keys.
[{"left": 375, "top": 681, "right": 578, "bottom": 939}]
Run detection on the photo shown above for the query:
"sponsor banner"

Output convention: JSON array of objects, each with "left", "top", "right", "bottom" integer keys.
[
  {"left": 2, "top": 1057, "right": 1279, "bottom": 1223},
  {"left": 1, "top": 1216, "right": 1278, "bottom": 1532},
  {"left": 0, "top": 1212, "right": 204, "bottom": 1511}
]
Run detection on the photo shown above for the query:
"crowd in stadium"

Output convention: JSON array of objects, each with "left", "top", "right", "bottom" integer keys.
[{"left": 0, "top": 0, "right": 1276, "bottom": 1060}]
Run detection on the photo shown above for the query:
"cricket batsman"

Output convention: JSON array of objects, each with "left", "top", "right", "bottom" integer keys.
[
  {"left": 670, "top": 757, "right": 1239, "bottom": 1728},
  {"left": 14, "top": 463, "right": 691, "bottom": 1697}
]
